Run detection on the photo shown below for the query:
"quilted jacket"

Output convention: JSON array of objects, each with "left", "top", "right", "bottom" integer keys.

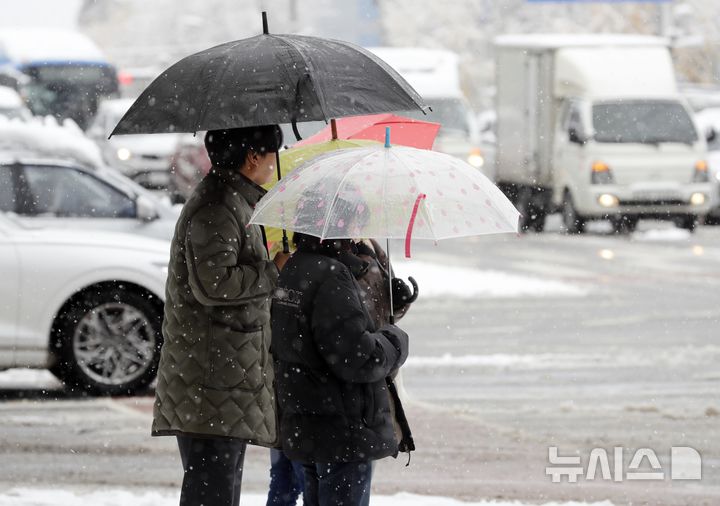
[{"left": 152, "top": 168, "right": 279, "bottom": 446}]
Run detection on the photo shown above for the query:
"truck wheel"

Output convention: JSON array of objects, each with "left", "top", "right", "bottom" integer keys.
[
  {"left": 51, "top": 287, "right": 163, "bottom": 396},
  {"left": 517, "top": 187, "right": 546, "bottom": 233},
  {"left": 562, "top": 192, "right": 585, "bottom": 234},
  {"left": 677, "top": 216, "right": 698, "bottom": 232},
  {"left": 611, "top": 216, "right": 638, "bottom": 235}
]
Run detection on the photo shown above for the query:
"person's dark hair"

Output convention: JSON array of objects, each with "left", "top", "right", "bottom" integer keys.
[
  {"left": 293, "top": 233, "right": 352, "bottom": 257},
  {"left": 204, "top": 125, "right": 283, "bottom": 169}
]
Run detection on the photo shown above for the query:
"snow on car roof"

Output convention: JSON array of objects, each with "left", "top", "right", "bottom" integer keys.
[
  {"left": 0, "top": 85, "right": 22, "bottom": 108},
  {"left": 0, "top": 116, "right": 103, "bottom": 167},
  {"left": 0, "top": 29, "right": 107, "bottom": 65},
  {"left": 494, "top": 34, "right": 668, "bottom": 50}
]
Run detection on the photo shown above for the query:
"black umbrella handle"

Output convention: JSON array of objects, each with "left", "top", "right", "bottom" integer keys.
[
  {"left": 292, "top": 120, "right": 302, "bottom": 142},
  {"left": 275, "top": 150, "right": 290, "bottom": 254}
]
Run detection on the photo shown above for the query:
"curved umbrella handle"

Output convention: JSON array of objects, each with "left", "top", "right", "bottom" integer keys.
[
  {"left": 292, "top": 120, "right": 302, "bottom": 141},
  {"left": 406, "top": 276, "right": 419, "bottom": 303}
]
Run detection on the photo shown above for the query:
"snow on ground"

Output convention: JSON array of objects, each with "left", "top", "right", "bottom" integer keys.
[
  {"left": 0, "top": 488, "right": 615, "bottom": 506},
  {"left": 0, "top": 369, "right": 62, "bottom": 389},
  {"left": 392, "top": 260, "right": 587, "bottom": 298},
  {"left": 405, "top": 345, "right": 720, "bottom": 370}
]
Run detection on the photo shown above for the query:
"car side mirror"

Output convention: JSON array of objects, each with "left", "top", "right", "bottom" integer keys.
[
  {"left": 136, "top": 195, "right": 159, "bottom": 222},
  {"left": 706, "top": 127, "right": 717, "bottom": 144},
  {"left": 569, "top": 127, "right": 585, "bottom": 145}
]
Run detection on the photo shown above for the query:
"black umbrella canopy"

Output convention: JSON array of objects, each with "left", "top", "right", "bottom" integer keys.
[{"left": 111, "top": 15, "right": 428, "bottom": 136}]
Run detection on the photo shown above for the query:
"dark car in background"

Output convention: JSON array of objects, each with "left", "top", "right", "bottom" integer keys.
[{"left": 0, "top": 29, "right": 119, "bottom": 129}]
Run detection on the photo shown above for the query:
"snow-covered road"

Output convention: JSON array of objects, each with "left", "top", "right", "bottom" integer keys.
[{"left": 2, "top": 223, "right": 719, "bottom": 505}]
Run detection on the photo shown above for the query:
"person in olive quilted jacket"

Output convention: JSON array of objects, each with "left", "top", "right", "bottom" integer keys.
[{"left": 153, "top": 125, "right": 291, "bottom": 506}]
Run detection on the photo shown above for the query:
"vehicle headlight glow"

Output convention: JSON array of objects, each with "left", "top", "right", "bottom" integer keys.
[
  {"left": 117, "top": 147, "right": 132, "bottom": 161},
  {"left": 690, "top": 192, "right": 706, "bottom": 206},
  {"left": 597, "top": 193, "right": 619, "bottom": 208},
  {"left": 467, "top": 149, "right": 484, "bottom": 168}
]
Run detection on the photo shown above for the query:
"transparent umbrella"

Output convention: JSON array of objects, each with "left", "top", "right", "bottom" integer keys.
[{"left": 250, "top": 130, "right": 520, "bottom": 320}]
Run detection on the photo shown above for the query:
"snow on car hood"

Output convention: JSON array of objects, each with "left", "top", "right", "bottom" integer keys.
[{"left": 9, "top": 224, "right": 170, "bottom": 256}]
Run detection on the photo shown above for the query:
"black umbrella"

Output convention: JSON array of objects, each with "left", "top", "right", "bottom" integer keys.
[
  {"left": 111, "top": 12, "right": 427, "bottom": 137},
  {"left": 111, "top": 12, "right": 428, "bottom": 253}
]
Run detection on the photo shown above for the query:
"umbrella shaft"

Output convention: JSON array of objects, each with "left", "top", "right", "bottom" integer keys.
[
  {"left": 275, "top": 150, "right": 290, "bottom": 254},
  {"left": 387, "top": 238, "right": 394, "bottom": 324}
]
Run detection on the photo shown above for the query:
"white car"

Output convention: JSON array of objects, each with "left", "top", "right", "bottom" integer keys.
[
  {"left": 0, "top": 214, "right": 168, "bottom": 394},
  {"left": 0, "top": 153, "right": 180, "bottom": 241},
  {"left": 87, "top": 98, "right": 183, "bottom": 188}
]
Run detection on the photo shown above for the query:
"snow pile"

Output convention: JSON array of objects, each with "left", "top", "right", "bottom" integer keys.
[
  {"left": 0, "top": 28, "right": 106, "bottom": 63},
  {"left": 631, "top": 228, "right": 691, "bottom": 242},
  {"left": 0, "top": 85, "right": 23, "bottom": 108},
  {"left": 0, "top": 115, "right": 103, "bottom": 167},
  {"left": 0, "top": 488, "right": 616, "bottom": 506},
  {"left": 392, "top": 260, "right": 587, "bottom": 298},
  {"left": 0, "top": 368, "right": 61, "bottom": 389},
  {"left": 405, "top": 345, "right": 720, "bottom": 370}
]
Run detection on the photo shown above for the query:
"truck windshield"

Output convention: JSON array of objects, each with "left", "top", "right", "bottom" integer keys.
[
  {"left": 592, "top": 101, "right": 698, "bottom": 145},
  {"left": 404, "top": 97, "right": 471, "bottom": 136}
]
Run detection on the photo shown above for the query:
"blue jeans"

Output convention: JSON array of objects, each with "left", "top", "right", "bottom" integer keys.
[
  {"left": 267, "top": 448, "right": 305, "bottom": 505},
  {"left": 302, "top": 461, "right": 372, "bottom": 506}
]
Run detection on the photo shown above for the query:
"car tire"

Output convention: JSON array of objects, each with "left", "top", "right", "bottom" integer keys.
[
  {"left": 51, "top": 287, "right": 163, "bottom": 396},
  {"left": 562, "top": 191, "right": 585, "bottom": 234}
]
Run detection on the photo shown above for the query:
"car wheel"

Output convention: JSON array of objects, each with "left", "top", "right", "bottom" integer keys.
[
  {"left": 51, "top": 287, "right": 163, "bottom": 396},
  {"left": 562, "top": 192, "right": 585, "bottom": 234}
]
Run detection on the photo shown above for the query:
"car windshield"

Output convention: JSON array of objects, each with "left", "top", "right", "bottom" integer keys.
[
  {"left": 403, "top": 97, "right": 471, "bottom": 136},
  {"left": 592, "top": 101, "right": 698, "bottom": 145}
]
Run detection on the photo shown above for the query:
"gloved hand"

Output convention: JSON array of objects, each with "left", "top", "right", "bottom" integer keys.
[
  {"left": 391, "top": 277, "right": 413, "bottom": 310},
  {"left": 379, "top": 324, "right": 409, "bottom": 368}
]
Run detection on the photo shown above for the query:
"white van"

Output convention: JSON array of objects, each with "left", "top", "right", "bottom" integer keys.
[
  {"left": 366, "top": 47, "right": 485, "bottom": 170},
  {"left": 494, "top": 35, "right": 714, "bottom": 233}
]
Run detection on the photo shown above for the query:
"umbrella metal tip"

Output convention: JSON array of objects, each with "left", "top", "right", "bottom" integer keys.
[{"left": 385, "top": 126, "right": 391, "bottom": 148}]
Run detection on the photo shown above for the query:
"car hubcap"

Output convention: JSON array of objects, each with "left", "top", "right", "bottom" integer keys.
[{"left": 72, "top": 303, "right": 156, "bottom": 387}]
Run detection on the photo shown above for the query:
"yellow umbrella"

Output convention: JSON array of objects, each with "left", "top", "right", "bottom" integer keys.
[{"left": 263, "top": 138, "right": 380, "bottom": 255}]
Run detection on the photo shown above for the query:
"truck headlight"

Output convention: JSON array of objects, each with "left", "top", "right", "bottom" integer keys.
[
  {"left": 690, "top": 192, "right": 706, "bottom": 206},
  {"left": 117, "top": 147, "right": 132, "bottom": 161},
  {"left": 467, "top": 148, "right": 484, "bottom": 168},
  {"left": 597, "top": 193, "right": 619, "bottom": 207}
]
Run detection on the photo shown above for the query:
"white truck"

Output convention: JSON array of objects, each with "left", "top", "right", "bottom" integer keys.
[
  {"left": 367, "top": 47, "right": 485, "bottom": 170},
  {"left": 493, "top": 34, "right": 713, "bottom": 233}
]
